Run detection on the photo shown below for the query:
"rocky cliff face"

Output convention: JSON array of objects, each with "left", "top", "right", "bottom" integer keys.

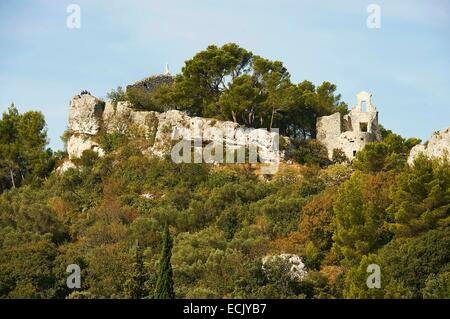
[
  {"left": 68, "top": 94, "right": 104, "bottom": 135},
  {"left": 316, "top": 91, "right": 381, "bottom": 161},
  {"left": 408, "top": 127, "right": 450, "bottom": 165},
  {"left": 66, "top": 94, "right": 105, "bottom": 160},
  {"left": 59, "top": 93, "right": 283, "bottom": 173}
]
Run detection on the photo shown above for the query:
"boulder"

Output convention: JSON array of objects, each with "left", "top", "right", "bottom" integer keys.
[
  {"left": 62, "top": 92, "right": 284, "bottom": 169},
  {"left": 67, "top": 134, "right": 104, "bottom": 159},
  {"left": 55, "top": 160, "right": 77, "bottom": 175},
  {"left": 262, "top": 253, "right": 308, "bottom": 281},
  {"left": 408, "top": 127, "right": 450, "bottom": 165},
  {"left": 69, "top": 94, "right": 104, "bottom": 135}
]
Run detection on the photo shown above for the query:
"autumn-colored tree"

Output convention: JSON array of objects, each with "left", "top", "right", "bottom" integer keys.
[{"left": 274, "top": 190, "right": 335, "bottom": 269}]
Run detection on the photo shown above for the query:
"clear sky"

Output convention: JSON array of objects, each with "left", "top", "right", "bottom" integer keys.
[{"left": 1, "top": 0, "right": 449, "bottom": 150}]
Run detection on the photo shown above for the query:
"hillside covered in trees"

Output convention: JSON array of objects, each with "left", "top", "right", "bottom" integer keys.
[{"left": 0, "top": 44, "right": 448, "bottom": 299}]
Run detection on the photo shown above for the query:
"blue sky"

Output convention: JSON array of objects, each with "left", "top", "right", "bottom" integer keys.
[{"left": 1, "top": 0, "right": 449, "bottom": 150}]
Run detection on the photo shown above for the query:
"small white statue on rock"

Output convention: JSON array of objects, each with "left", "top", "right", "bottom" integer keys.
[{"left": 164, "top": 63, "right": 171, "bottom": 76}]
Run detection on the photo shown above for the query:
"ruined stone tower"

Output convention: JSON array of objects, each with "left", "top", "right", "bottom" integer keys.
[{"left": 317, "top": 91, "right": 381, "bottom": 161}]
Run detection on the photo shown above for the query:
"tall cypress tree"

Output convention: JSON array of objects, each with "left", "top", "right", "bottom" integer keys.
[
  {"left": 124, "top": 243, "right": 148, "bottom": 299},
  {"left": 154, "top": 225, "right": 174, "bottom": 299}
]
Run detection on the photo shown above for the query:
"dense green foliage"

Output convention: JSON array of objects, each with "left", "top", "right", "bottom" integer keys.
[
  {"left": 0, "top": 120, "right": 447, "bottom": 298},
  {"left": 353, "top": 126, "right": 421, "bottom": 173},
  {"left": 124, "top": 244, "right": 148, "bottom": 299},
  {"left": 0, "top": 104, "right": 55, "bottom": 192},
  {"left": 110, "top": 43, "right": 348, "bottom": 140}
]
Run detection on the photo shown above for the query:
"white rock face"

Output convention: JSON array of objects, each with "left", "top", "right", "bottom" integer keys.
[
  {"left": 408, "top": 127, "right": 450, "bottom": 165},
  {"left": 63, "top": 93, "right": 283, "bottom": 169},
  {"left": 55, "top": 160, "right": 77, "bottom": 175},
  {"left": 140, "top": 193, "right": 157, "bottom": 200},
  {"left": 69, "top": 94, "right": 104, "bottom": 135},
  {"left": 67, "top": 134, "right": 104, "bottom": 159},
  {"left": 262, "top": 254, "right": 308, "bottom": 281},
  {"left": 102, "top": 100, "right": 283, "bottom": 164}
]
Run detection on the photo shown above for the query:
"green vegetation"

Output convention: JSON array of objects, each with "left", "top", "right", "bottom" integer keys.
[
  {"left": 108, "top": 43, "right": 348, "bottom": 141},
  {"left": 0, "top": 123, "right": 447, "bottom": 298},
  {"left": 0, "top": 44, "right": 448, "bottom": 299},
  {"left": 0, "top": 104, "right": 55, "bottom": 192},
  {"left": 353, "top": 126, "right": 421, "bottom": 173},
  {"left": 154, "top": 225, "right": 174, "bottom": 299}
]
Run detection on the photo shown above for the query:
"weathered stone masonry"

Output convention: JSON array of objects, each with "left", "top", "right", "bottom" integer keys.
[{"left": 317, "top": 91, "right": 381, "bottom": 161}]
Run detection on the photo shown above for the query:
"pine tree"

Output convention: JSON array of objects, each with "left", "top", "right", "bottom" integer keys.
[
  {"left": 0, "top": 103, "right": 54, "bottom": 191},
  {"left": 124, "top": 243, "right": 147, "bottom": 299},
  {"left": 154, "top": 225, "right": 175, "bottom": 299}
]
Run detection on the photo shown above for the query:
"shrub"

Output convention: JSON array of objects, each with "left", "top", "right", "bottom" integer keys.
[
  {"left": 106, "top": 86, "right": 126, "bottom": 108},
  {"left": 287, "top": 139, "right": 330, "bottom": 167},
  {"left": 332, "top": 148, "right": 348, "bottom": 164}
]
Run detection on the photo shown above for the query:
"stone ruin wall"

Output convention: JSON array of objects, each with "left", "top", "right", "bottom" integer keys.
[{"left": 58, "top": 87, "right": 449, "bottom": 174}]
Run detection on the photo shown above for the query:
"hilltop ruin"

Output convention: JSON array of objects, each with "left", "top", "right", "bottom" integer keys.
[{"left": 317, "top": 91, "right": 382, "bottom": 161}]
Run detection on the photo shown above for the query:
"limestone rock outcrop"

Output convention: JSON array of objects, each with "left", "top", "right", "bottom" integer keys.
[
  {"left": 62, "top": 92, "right": 283, "bottom": 168},
  {"left": 67, "top": 134, "right": 105, "bottom": 159},
  {"left": 317, "top": 91, "right": 381, "bottom": 161},
  {"left": 69, "top": 94, "right": 104, "bottom": 135},
  {"left": 55, "top": 160, "right": 77, "bottom": 175},
  {"left": 262, "top": 254, "right": 308, "bottom": 281},
  {"left": 67, "top": 94, "right": 105, "bottom": 160},
  {"left": 408, "top": 127, "right": 450, "bottom": 165}
]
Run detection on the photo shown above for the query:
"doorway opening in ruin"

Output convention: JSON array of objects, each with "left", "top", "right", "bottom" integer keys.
[
  {"left": 360, "top": 122, "right": 368, "bottom": 132},
  {"left": 353, "top": 150, "right": 357, "bottom": 157}
]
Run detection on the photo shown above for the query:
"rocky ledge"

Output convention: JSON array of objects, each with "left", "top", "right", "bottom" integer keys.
[
  {"left": 59, "top": 93, "right": 284, "bottom": 173},
  {"left": 408, "top": 126, "right": 450, "bottom": 165}
]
